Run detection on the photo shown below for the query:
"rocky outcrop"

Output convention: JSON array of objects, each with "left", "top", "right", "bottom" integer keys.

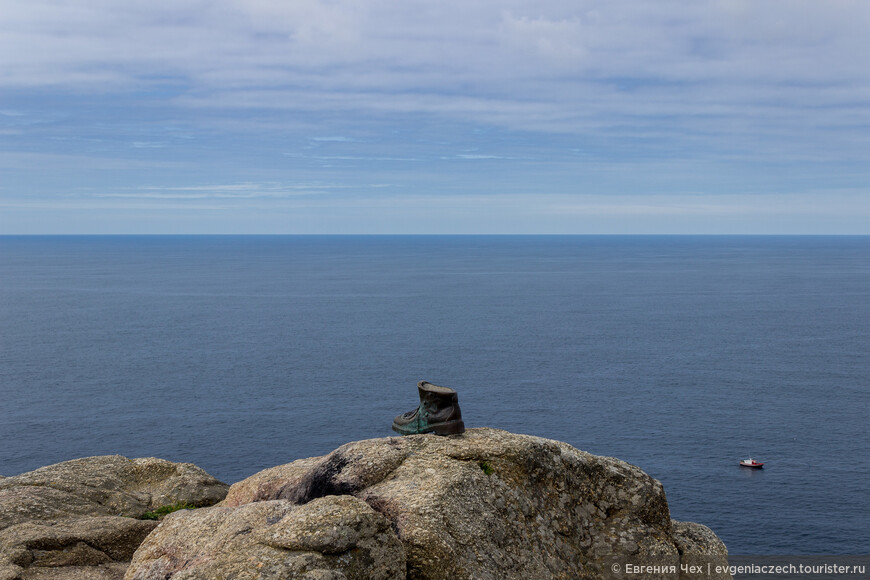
[
  {"left": 126, "top": 496, "right": 405, "bottom": 580},
  {"left": 0, "top": 456, "right": 228, "bottom": 580},
  {"left": 1, "top": 433, "right": 728, "bottom": 579},
  {"left": 127, "top": 428, "right": 728, "bottom": 579}
]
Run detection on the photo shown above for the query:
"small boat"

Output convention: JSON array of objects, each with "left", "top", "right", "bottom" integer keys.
[{"left": 739, "top": 458, "right": 764, "bottom": 468}]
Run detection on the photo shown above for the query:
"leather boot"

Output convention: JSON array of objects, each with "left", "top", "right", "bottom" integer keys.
[{"left": 392, "top": 381, "right": 465, "bottom": 435}]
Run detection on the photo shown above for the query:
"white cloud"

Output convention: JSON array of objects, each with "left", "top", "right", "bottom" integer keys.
[
  {"left": 4, "top": 1, "right": 868, "bottom": 107},
  {"left": 2, "top": 0, "right": 868, "bottom": 233},
  {"left": 92, "top": 182, "right": 359, "bottom": 199},
  {"left": 310, "top": 136, "right": 356, "bottom": 142}
]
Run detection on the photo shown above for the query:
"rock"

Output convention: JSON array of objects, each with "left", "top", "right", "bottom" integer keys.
[
  {"left": 130, "top": 428, "right": 728, "bottom": 579},
  {"left": 671, "top": 521, "right": 730, "bottom": 580},
  {"left": 2, "top": 564, "right": 130, "bottom": 580},
  {"left": 125, "top": 495, "right": 405, "bottom": 580},
  {"left": 671, "top": 521, "right": 728, "bottom": 556},
  {"left": 0, "top": 456, "right": 228, "bottom": 580},
  {"left": 220, "top": 456, "right": 323, "bottom": 508},
  {"left": 0, "top": 456, "right": 228, "bottom": 528},
  {"left": 0, "top": 517, "right": 157, "bottom": 580},
  {"left": 0, "top": 486, "right": 108, "bottom": 532}
]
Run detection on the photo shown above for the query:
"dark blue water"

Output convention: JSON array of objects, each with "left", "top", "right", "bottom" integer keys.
[{"left": 1, "top": 235, "right": 867, "bottom": 555}]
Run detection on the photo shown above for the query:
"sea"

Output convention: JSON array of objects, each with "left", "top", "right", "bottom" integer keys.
[{"left": 0, "top": 235, "right": 867, "bottom": 557}]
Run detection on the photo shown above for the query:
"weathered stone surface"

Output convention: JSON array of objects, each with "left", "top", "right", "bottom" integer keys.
[
  {"left": 132, "top": 428, "right": 728, "bottom": 579},
  {"left": 0, "top": 517, "right": 157, "bottom": 580},
  {"left": 0, "top": 456, "right": 228, "bottom": 580},
  {"left": 220, "top": 456, "right": 323, "bottom": 508},
  {"left": 125, "top": 495, "right": 405, "bottom": 580},
  {"left": 671, "top": 521, "right": 730, "bottom": 579},
  {"left": 671, "top": 521, "right": 728, "bottom": 557},
  {"left": 5, "top": 563, "right": 130, "bottom": 580},
  {"left": 0, "top": 487, "right": 106, "bottom": 532},
  {"left": 0, "top": 456, "right": 228, "bottom": 529}
]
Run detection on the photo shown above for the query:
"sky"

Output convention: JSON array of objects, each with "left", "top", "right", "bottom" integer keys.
[{"left": 1, "top": 0, "right": 869, "bottom": 234}]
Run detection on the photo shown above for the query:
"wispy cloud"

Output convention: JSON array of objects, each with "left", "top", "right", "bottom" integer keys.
[
  {"left": 1, "top": 0, "right": 868, "bottom": 233},
  {"left": 93, "top": 182, "right": 364, "bottom": 200},
  {"left": 310, "top": 136, "right": 356, "bottom": 142},
  {"left": 285, "top": 153, "right": 420, "bottom": 162},
  {"left": 450, "top": 154, "right": 508, "bottom": 160},
  {"left": 5, "top": 2, "right": 868, "bottom": 126}
]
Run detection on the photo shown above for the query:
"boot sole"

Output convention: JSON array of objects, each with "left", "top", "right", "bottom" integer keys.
[
  {"left": 392, "top": 419, "right": 465, "bottom": 436},
  {"left": 430, "top": 419, "right": 465, "bottom": 435}
]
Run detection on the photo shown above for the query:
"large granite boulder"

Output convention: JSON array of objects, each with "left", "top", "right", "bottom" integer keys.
[
  {"left": 126, "top": 495, "right": 405, "bottom": 580},
  {"left": 128, "top": 428, "right": 728, "bottom": 579},
  {"left": 0, "top": 456, "right": 228, "bottom": 580},
  {"left": 0, "top": 456, "right": 228, "bottom": 529}
]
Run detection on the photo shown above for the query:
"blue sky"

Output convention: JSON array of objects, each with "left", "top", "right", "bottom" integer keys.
[{"left": 1, "top": 0, "right": 868, "bottom": 234}]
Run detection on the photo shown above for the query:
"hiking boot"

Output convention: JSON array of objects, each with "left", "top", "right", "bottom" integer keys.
[{"left": 392, "top": 381, "right": 465, "bottom": 436}]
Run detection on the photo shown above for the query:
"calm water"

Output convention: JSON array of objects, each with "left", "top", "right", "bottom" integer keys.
[{"left": 0, "top": 235, "right": 867, "bottom": 555}]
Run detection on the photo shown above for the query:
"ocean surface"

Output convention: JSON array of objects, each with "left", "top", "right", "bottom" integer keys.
[{"left": 0, "top": 235, "right": 867, "bottom": 556}]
